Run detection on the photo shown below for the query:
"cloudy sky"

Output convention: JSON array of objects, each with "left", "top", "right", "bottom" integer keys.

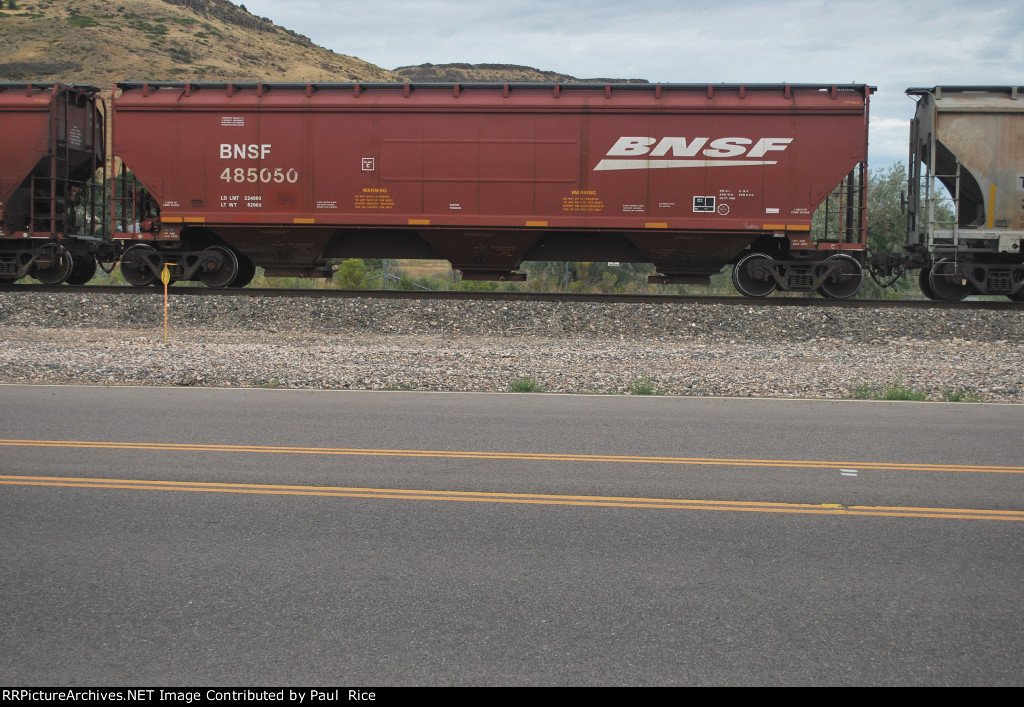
[{"left": 238, "top": 0, "right": 1023, "bottom": 167}]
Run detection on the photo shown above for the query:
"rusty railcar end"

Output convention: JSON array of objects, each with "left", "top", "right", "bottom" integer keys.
[{"left": 0, "top": 83, "right": 107, "bottom": 284}]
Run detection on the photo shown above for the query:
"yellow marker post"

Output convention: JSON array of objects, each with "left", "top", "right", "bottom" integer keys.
[{"left": 161, "top": 264, "right": 171, "bottom": 341}]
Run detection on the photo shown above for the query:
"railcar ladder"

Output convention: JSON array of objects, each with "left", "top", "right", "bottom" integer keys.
[
  {"left": 926, "top": 162, "right": 961, "bottom": 259},
  {"left": 819, "top": 164, "right": 867, "bottom": 246},
  {"left": 27, "top": 88, "right": 75, "bottom": 237},
  {"left": 111, "top": 164, "right": 149, "bottom": 236}
]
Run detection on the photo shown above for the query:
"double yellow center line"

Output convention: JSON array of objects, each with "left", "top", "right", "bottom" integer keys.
[
  {"left": 2, "top": 474, "right": 1022, "bottom": 521},
  {"left": 1, "top": 438, "right": 1021, "bottom": 521}
]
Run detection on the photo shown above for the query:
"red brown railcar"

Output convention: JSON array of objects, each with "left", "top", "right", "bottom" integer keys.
[
  {"left": 0, "top": 83, "right": 106, "bottom": 284},
  {"left": 112, "top": 81, "right": 870, "bottom": 295}
]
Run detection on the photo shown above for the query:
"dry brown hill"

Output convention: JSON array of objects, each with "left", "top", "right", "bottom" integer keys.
[
  {"left": 0, "top": 0, "right": 399, "bottom": 88},
  {"left": 0, "top": 1, "right": 643, "bottom": 91},
  {"left": 393, "top": 63, "right": 647, "bottom": 84}
]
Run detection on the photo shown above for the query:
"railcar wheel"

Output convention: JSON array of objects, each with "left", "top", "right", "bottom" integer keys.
[
  {"left": 918, "top": 267, "right": 938, "bottom": 300},
  {"left": 198, "top": 245, "right": 239, "bottom": 288},
  {"left": 120, "top": 244, "right": 160, "bottom": 287},
  {"left": 30, "top": 245, "right": 74, "bottom": 285},
  {"left": 927, "top": 260, "right": 971, "bottom": 302},
  {"left": 66, "top": 256, "right": 98, "bottom": 285},
  {"left": 816, "top": 254, "right": 863, "bottom": 299},
  {"left": 1007, "top": 270, "right": 1024, "bottom": 301},
  {"left": 229, "top": 256, "right": 256, "bottom": 288},
  {"left": 732, "top": 253, "right": 777, "bottom": 297}
]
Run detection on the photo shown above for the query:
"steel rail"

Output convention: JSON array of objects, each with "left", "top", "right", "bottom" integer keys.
[{"left": 2, "top": 283, "right": 1023, "bottom": 310}]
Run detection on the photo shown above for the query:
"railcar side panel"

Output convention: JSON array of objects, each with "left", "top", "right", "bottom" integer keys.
[{"left": 0, "top": 85, "right": 59, "bottom": 237}]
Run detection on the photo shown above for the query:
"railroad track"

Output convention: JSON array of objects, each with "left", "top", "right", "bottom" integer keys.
[{"left": 1, "top": 283, "right": 1022, "bottom": 310}]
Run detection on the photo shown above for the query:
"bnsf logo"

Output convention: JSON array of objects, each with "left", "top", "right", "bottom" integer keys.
[
  {"left": 219, "top": 144, "right": 272, "bottom": 159},
  {"left": 594, "top": 136, "right": 792, "bottom": 171}
]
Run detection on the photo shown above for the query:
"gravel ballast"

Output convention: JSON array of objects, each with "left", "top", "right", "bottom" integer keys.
[{"left": 1, "top": 292, "right": 1021, "bottom": 401}]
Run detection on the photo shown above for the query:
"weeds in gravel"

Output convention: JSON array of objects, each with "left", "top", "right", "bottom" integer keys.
[
  {"left": 938, "top": 387, "right": 985, "bottom": 402},
  {"left": 628, "top": 376, "right": 661, "bottom": 395},
  {"left": 848, "top": 376, "right": 926, "bottom": 400},
  {"left": 508, "top": 377, "right": 545, "bottom": 393},
  {"left": 847, "top": 376, "right": 982, "bottom": 402}
]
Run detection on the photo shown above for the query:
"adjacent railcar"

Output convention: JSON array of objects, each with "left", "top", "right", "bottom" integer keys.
[
  {"left": 0, "top": 83, "right": 106, "bottom": 284},
  {"left": 906, "top": 85, "right": 1024, "bottom": 300},
  {"left": 112, "top": 82, "right": 871, "bottom": 295}
]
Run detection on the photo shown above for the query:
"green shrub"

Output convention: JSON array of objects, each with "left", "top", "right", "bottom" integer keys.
[
  {"left": 508, "top": 377, "right": 544, "bottom": 393},
  {"left": 68, "top": 13, "right": 99, "bottom": 27},
  {"left": 879, "top": 381, "right": 928, "bottom": 401},
  {"left": 334, "top": 258, "right": 369, "bottom": 289},
  {"left": 845, "top": 376, "right": 978, "bottom": 402}
]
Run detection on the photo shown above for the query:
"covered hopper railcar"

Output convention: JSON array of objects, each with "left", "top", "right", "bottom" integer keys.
[
  {"left": 0, "top": 83, "right": 108, "bottom": 284},
  {"left": 109, "top": 81, "right": 872, "bottom": 296},
  {"left": 906, "top": 86, "right": 1024, "bottom": 300}
]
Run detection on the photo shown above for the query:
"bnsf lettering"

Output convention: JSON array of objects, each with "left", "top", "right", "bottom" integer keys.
[
  {"left": 606, "top": 137, "right": 792, "bottom": 158},
  {"left": 652, "top": 138, "right": 707, "bottom": 157},
  {"left": 219, "top": 144, "right": 272, "bottom": 159},
  {"left": 700, "top": 138, "right": 751, "bottom": 158},
  {"left": 608, "top": 137, "right": 656, "bottom": 155}
]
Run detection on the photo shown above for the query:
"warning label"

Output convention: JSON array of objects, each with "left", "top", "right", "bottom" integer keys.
[
  {"left": 355, "top": 187, "right": 394, "bottom": 210},
  {"left": 563, "top": 190, "right": 604, "bottom": 213}
]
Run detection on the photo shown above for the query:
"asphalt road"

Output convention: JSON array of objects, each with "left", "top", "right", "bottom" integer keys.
[{"left": 1, "top": 385, "right": 1022, "bottom": 685}]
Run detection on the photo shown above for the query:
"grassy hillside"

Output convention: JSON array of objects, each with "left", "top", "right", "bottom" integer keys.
[
  {"left": 0, "top": 0, "right": 399, "bottom": 87},
  {"left": 393, "top": 62, "right": 647, "bottom": 84}
]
